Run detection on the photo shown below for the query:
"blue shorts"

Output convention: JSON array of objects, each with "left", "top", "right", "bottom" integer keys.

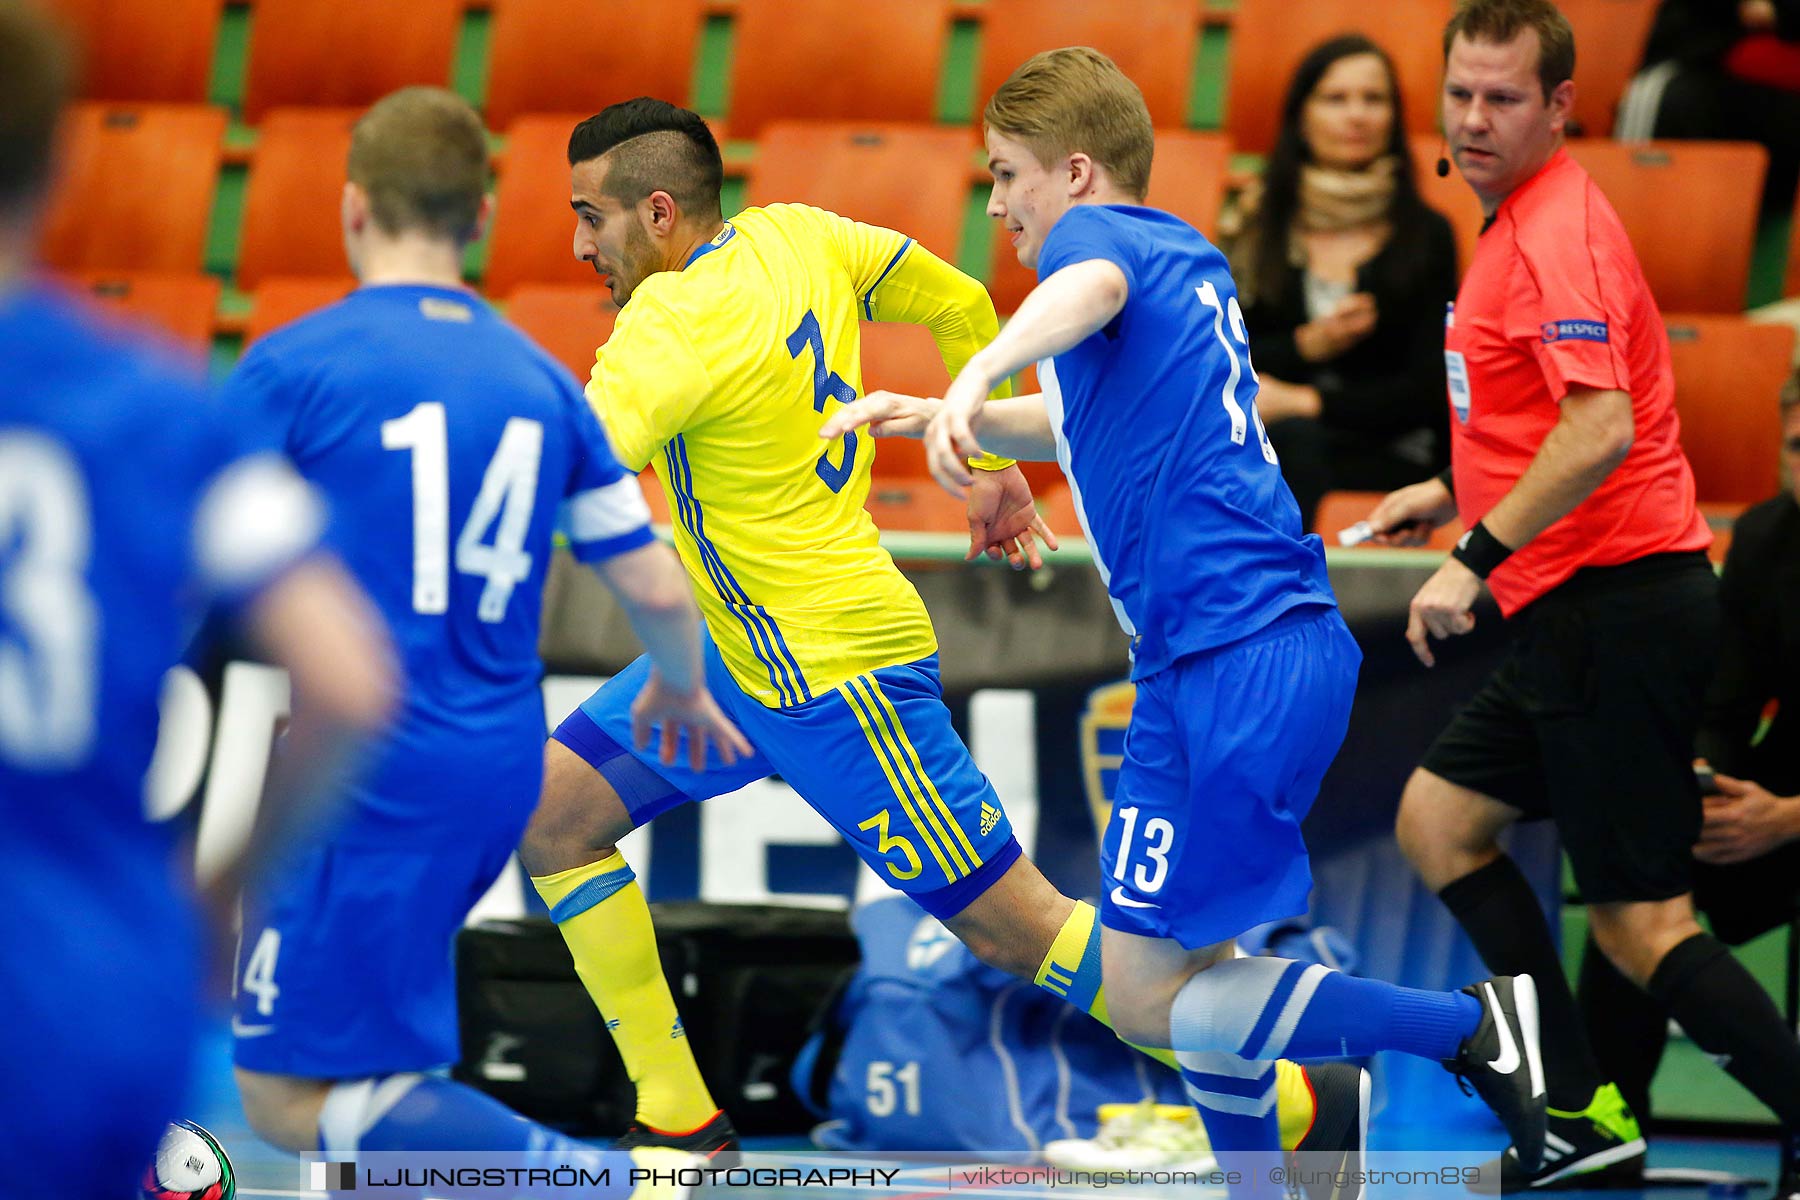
[
  {"left": 232, "top": 833, "right": 516, "bottom": 1077},
  {"left": 2, "top": 881, "right": 197, "bottom": 1196},
  {"left": 1099, "top": 605, "right": 1359, "bottom": 950},
  {"left": 553, "top": 629, "right": 1021, "bottom": 920}
]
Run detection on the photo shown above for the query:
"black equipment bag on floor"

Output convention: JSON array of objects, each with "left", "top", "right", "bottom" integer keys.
[{"left": 453, "top": 902, "right": 858, "bottom": 1136}]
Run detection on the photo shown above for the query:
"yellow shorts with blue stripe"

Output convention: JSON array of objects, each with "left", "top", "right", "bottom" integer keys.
[{"left": 554, "top": 627, "right": 1021, "bottom": 918}]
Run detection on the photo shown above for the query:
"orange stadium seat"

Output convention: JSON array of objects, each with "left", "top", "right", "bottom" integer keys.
[
  {"left": 485, "top": 114, "right": 597, "bottom": 296},
  {"left": 859, "top": 322, "right": 1064, "bottom": 492},
  {"left": 858, "top": 321, "right": 951, "bottom": 486},
  {"left": 1144, "top": 131, "right": 1234, "bottom": 235},
  {"left": 40, "top": 103, "right": 226, "bottom": 272},
  {"left": 237, "top": 108, "right": 360, "bottom": 289},
  {"left": 724, "top": 0, "right": 950, "bottom": 139},
  {"left": 61, "top": 271, "right": 221, "bottom": 350},
  {"left": 484, "top": 0, "right": 703, "bottom": 130},
  {"left": 633, "top": 468, "right": 672, "bottom": 526},
  {"left": 985, "top": 247, "right": 1031, "bottom": 318},
  {"left": 1567, "top": 140, "right": 1765, "bottom": 312},
  {"left": 1664, "top": 315, "right": 1795, "bottom": 504},
  {"left": 1225, "top": 0, "right": 1454, "bottom": 154},
  {"left": 245, "top": 276, "right": 358, "bottom": 343},
  {"left": 975, "top": 0, "right": 1201, "bottom": 129},
  {"left": 1558, "top": 0, "right": 1658, "bottom": 137},
  {"left": 504, "top": 283, "right": 617, "bottom": 381},
  {"left": 864, "top": 476, "right": 971, "bottom": 537},
  {"left": 986, "top": 131, "right": 1230, "bottom": 313},
  {"left": 46, "top": 0, "right": 222, "bottom": 103},
  {"left": 242, "top": 0, "right": 459, "bottom": 122},
  {"left": 747, "top": 123, "right": 975, "bottom": 264},
  {"left": 1410, "top": 136, "right": 1761, "bottom": 297},
  {"left": 1314, "top": 490, "right": 1464, "bottom": 548},
  {"left": 859, "top": 321, "right": 953, "bottom": 399},
  {"left": 1410, "top": 133, "right": 1484, "bottom": 277}
]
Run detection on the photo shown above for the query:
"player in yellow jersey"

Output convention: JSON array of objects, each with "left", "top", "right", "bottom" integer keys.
[{"left": 514, "top": 98, "right": 1359, "bottom": 1165}]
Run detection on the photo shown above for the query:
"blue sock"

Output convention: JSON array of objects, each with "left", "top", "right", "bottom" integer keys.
[
  {"left": 1178, "top": 1050, "right": 1284, "bottom": 1200},
  {"left": 319, "top": 1074, "right": 634, "bottom": 1198},
  {"left": 1169, "top": 957, "right": 1484, "bottom": 1062}
]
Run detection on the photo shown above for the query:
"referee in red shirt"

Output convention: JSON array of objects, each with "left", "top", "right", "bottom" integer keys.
[{"left": 1368, "top": 0, "right": 1800, "bottom": 1191}]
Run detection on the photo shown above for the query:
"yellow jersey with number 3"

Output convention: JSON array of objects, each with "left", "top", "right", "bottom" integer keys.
[{"left": 586, "top": 203, "right": 1003, "bottom": 709}]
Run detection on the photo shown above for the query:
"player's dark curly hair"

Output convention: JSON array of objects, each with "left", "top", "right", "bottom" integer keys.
[{"left": 568, "top": 98, "right": 723, "bottom": 223}]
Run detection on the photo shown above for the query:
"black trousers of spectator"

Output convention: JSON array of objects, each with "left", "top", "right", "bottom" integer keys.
[{"left": 1266, "top": 417, "right": 1438, "bottom": 533}]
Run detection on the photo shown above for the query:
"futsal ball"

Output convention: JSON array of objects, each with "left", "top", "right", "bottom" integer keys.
[{"left": 140, "top": 1120, "right": 236, "bottom": 1200}]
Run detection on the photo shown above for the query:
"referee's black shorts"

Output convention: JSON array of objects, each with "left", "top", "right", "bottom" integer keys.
[{"left": 1420, "top": 551, "right": 1721, "bottom": 904}]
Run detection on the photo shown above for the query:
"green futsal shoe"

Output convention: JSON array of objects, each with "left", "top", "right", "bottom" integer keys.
[{"left": 1470, "top": 1083, "right": 1646, "bottom": 1192}]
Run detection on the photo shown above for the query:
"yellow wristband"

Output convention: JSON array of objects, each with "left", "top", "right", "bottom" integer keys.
[{"left": 969, "top": 452, "right": 1017, "bottom": 472}]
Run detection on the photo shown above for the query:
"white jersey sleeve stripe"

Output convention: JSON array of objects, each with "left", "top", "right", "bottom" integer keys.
[
  {"left": 563, "top": 475, "right": 652, "bottom": 546},
  {"left": 194, "top": 453, "right": 326, "bottom": 596},
  {"left": 1040, "top": 357, "right": 1135, "bottom": 641}
]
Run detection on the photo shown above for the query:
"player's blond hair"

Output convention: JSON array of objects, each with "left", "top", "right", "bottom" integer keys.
[
  {"left": 983, "top": 47, "right": 1154, "bottom": 201},
  {"left": 348, "top": 87, "right": 489, "bottom": 241}
]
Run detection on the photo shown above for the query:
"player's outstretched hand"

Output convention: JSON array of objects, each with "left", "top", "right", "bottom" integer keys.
[
  {"left": 1405, "top": 556, "right": 1481, "bottom": 667},
  {"left": 926, "top": 371, "right": 992, "bottom": 494},
  {"left": 820, "top": 389, "right": 941, "bottom": 440},
  {"left": 966, "top": 462, "right": 1059, "bottom": 570},
  {"left": 630, "top": 670, "right": 753, "bottom": 772},
  {"left": 1366, "top": 476, "right": 1458, "bottom": 546}
]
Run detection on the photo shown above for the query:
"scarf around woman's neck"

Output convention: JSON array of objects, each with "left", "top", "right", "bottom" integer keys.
[
  {"left": 1223, "top": 154, "right": 1399, "bottom": 304},
  {"left": 1295, "top": 154, "right": 1398, "bottom": 231}
]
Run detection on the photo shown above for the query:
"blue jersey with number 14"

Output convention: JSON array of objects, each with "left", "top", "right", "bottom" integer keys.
[
  {"left": 1034, "top": 205, "right": 1335, "bottom": 680},
  {"left": 224, "top": 284, "right": 653, "bottom": 843}
]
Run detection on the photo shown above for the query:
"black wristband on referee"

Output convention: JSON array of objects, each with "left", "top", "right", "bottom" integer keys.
[
  {"left": 1434, "top": 466, "right": 1455, "bottom": 498},
  {"left": 1452, "top": 521, "right": 1513, "bottom": 579}
]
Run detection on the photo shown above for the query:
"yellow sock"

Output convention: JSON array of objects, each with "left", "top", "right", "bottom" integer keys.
[
  {"left": 1035, "top": 901, "right": 1317, "bottom": 1151},
  {"left": 532, "top": 852, "right": 719, "bottom": 1134}
]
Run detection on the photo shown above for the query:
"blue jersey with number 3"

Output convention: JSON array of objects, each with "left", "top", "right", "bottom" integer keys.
[
  {"left": 2, "top": 283, "right": 324, "bottom": 921},
  {"left": 223, "top": 284, "right": 653, "bottom": 843},
  {"left": 1, "top": 283, "right": 325, "bottom": 1178},
  {"left": 1034, "top": 206, "right": 1335, "bottom": 680}
]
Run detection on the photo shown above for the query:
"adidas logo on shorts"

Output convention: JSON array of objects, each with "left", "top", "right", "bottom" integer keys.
[{"left": 979, "top": 802, "right": 1000, "bottom": 837}]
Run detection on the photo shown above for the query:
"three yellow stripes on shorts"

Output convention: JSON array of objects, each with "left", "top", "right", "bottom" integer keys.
[{"left": 839, "top": 673, "right": 982, "bottom": 884}]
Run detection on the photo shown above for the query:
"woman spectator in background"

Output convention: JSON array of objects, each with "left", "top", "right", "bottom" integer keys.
[{"left": 1220, "top": 35, "right": 1458, "bottom": 531}]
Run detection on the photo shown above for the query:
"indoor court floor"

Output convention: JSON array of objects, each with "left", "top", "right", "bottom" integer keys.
[{"left": 181, "top": 1022, "right": 1787, "bottom": 1200}]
